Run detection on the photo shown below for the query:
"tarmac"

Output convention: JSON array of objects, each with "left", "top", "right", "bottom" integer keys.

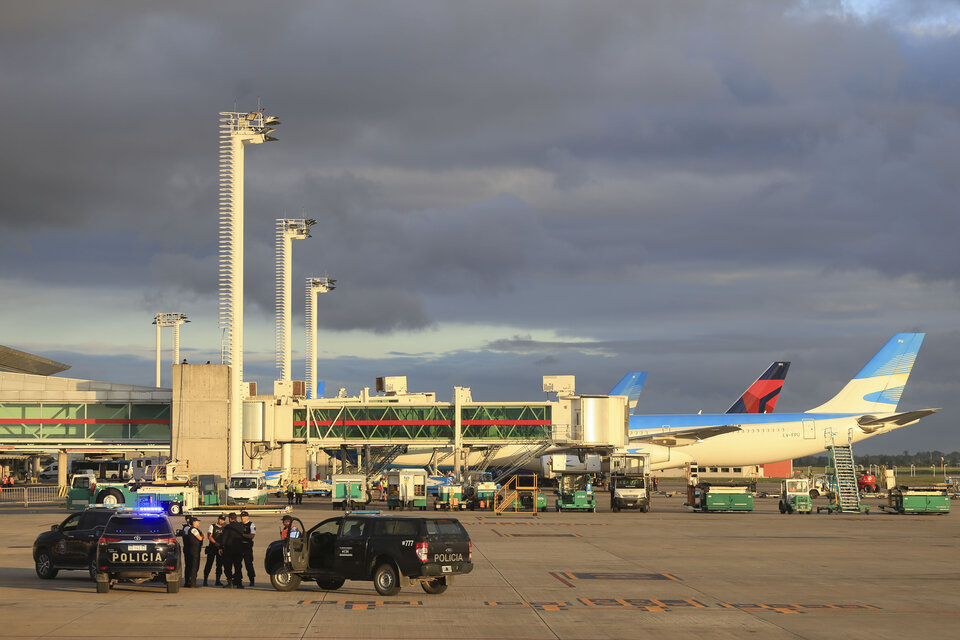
[{"left": 1, "top": 484, "right": 957, "bottom": 639}]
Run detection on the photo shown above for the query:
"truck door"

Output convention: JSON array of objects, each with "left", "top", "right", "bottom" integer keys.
[
  {"left": 303, "top": 517, "right": 340, "bottom": 571},
  {"left": 285, "top": 517, "right": 310, "bottom": 571},
  {"left": 334, "top": 518, "right": 369, "bottom": 578}
]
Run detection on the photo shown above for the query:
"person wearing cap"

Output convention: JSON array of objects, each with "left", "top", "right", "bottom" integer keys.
[
  {"left": 239, "top": 511, "right": 257, "bottom": 587},
  {"left": 280, "top": 515, "right": 300, "bottom": 539},
  {"left": 219, "top": 512, "right": 245, "bottom": 588},
  {"left": 202, "top": 514, "right": 226, "bottom": 587},
  {"left": 181, "top": 516, "right": 204, "bottom": 588}
]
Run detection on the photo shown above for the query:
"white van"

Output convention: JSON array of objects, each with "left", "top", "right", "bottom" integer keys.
[{"left": 228, "top": 470, "right": 268, "bottom": 505}]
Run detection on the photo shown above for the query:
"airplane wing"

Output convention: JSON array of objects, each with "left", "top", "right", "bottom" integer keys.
[
  {"left": 857, "top": 408, "right": 939, "bottom": 432},
  {"left": 629, "top": 425, "right": 741, "bottom": 447}
]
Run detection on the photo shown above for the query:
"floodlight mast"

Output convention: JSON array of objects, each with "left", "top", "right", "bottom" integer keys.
[
  {"left": 152, "top": 313, "right": 188, "bottom": 387},
  {"left": 305, "top": 276, "right": 336, "bottom": 399},
  {"left": 275, "top": 218, "right": 315, "bottom": 382},
  {"left": 218, "top": 107, "right": 280, "bottom": 475}
]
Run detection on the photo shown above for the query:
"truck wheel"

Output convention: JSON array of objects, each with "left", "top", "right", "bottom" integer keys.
[
  {"left": 88, "top": 559, "right": 98, "bottom": 581},
  {"left": 809, "top": 490, "right": 819, "bottom": 499},
  {"left": 167, "top": 502, "right": 182, "bottom": 516},
  {"left": 316, "top": 577, "right": 345, "bottom": 590},
  {"left": 97, "top": 489, "right": 125, "bottom": 506},
  {"left": 96, "top": 580, "right": 110, "bottom": 594},
  {"left": 35, "top": 550, "right": 58, "bottom": 579},
  {"left": 373, "top": 563, "right": 400, "bottom": 596},
  {"left": 641, "top": 504, "right": 649, "bottom": 513},
  {"left": 612, "top": 502, "right": 620, "bottom": 513},
  {"left": 166, "top": 579, "right": 179, "bottom": 594},
  {"left": 779, "top": 502, "right": 785, "bottom": 514},
  {"left": 421, "top": 578, "right": 448, "bottom": 594},
  {"left": 270, "top": 570, "right": 302, "bottom": 592}
]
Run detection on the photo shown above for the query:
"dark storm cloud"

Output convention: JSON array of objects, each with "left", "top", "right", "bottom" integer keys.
[{"left": 3, "top": 2, "right": 959, "bottom": 451}]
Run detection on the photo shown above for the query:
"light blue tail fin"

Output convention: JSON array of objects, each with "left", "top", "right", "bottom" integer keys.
[
  {"left": 808, "top": 333, "right": 925, "bottom": 414},
  {"left": 609, "top": 372, "right": 647, "bottom": 411}
]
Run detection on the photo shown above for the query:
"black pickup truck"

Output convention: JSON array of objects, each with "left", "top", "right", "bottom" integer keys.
[{"left": 264, "top": 515, "right": 473, "bottom": 595}]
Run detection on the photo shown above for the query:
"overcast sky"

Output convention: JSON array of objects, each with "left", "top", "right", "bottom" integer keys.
[{"left": 2, "top": 1, "right": 958, "bottom": 453}]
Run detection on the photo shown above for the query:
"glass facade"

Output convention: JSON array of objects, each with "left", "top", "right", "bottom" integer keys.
[
  {"left": 293, "top": 404, "right": 551, "bottom": 441},
  {"left": 0, "top": 402, "right": 171, "bottom": 441}
]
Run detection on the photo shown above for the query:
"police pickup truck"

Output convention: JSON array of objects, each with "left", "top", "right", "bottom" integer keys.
[{"left": 264, "top": 515, "right": 473, "bottom": 595}]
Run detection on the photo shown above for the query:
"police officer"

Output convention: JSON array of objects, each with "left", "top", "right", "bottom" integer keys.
[
  {"left": 203, "top": 514, "right": 226, "bottom": 586},
  {"left": 219, "top": 512, "right": 244, "bottom": 588},
  {"left": 239, "top": 510, "right": 256, "bottom": 587},
  {"left": 181, "top": 516, "right": 203, "bottom": 588}
]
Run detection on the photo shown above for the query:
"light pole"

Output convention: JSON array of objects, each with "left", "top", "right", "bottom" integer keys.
[
  {"left": 275, "top": 218, "right": 316, "bottom": 382},
  {"left": 219, "top": 107, "right": 280, "bottom": 475},
  {"left": 306, "top": 276, "right": 336, "bottom": 399},
  {"left": 153, "top": 313, "right": 188, "bottom": 387}
]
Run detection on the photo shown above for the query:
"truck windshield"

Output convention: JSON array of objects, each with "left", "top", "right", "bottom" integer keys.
[
  {"left": 230, "top": 478, "right": 258, "bottom": 489},
  {"left": 425, "top": 520, "right": 467, "bottom": 536},
  {"left": 615, "top": 477, "right": 644, "bottom": 489}
]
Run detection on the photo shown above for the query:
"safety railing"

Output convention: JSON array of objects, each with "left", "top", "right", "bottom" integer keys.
[{"left": 0, "top": 485, "right": 63, "bottom": 506}]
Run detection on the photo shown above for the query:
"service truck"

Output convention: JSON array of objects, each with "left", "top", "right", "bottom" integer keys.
[{"left": 605, "top": 453, "right": 651, "bottom": 513}]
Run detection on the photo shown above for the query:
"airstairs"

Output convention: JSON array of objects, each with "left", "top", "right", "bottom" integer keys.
[
  {"left": 493, "top": 473, "right": 542, "bottom": 514},
  {"left": 817, "top": 430, "right": 868, "bottom": 514},
  {"left": 366, "top": 444, "right": 408, "bottom": 479}
]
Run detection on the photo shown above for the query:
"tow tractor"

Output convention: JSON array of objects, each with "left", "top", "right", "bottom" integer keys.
[
  {"left": 435, "top": 484, "right": 467, "bottom": 510},
  {"left": 555, "top": 474, "right": 597, "bottom": 512},
  {"left": 606, "top": 453, "right": 651, "bottom": 513},
  {"left": 462, "top": 472, "right": 497, "bottom": 511},
  {"left": 67, "top": 461, "right": 212, "bottom": 516},
  {"left": 778, "top": 478, "right": 813, "bottom": 514}
]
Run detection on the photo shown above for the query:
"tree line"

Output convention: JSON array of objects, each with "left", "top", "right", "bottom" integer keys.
[{"left": 796, "top": 450, "right": 960, "bottom": 468}]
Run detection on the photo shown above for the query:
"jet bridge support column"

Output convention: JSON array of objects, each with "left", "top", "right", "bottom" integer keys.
[{"left": 453, "top": 387, "right": 471, "bottom": 482}]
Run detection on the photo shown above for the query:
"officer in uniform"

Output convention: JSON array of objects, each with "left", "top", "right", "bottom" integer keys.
[
  {"left": 239, "top": 511, "right": 256, "bottom": 587},
  {"left": 203, "top": 514, "right": 226, "bottom": 586},
  {"left": 219, "top": 512, "right": 244, "bottom": 588},
  {"left": 181, "top": 516, "right": 203, "bottom": 588}
]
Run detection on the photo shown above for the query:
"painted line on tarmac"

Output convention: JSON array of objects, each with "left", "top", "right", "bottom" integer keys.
[
  {"left": 492, "top": 530, "right": 582, "bottom": 538},
  {"left": 551, "top": 571, "right": 681, "bottom": 584},
  {"left": 292, "top": 599, "right": 892, "bottom": 615}
]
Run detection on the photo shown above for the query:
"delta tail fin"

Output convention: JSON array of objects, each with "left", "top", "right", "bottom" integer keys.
[
  {"left": 807, "top": 333, "right": 925, "bottom": 414},
  {"left": 609, "top": 372, "right": 647, "bottom": 411},
  {"left": 726, "top": 361, "right": 790, "bottom": 414}
]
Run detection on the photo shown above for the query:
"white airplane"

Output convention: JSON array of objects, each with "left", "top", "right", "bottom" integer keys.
[{"left": 624, "top": 333, "right": 937, "bottom": 471}]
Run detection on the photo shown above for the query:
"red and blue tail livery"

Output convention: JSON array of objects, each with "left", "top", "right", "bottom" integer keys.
[{"left": 725, "top": 361, "right": 790, "bottom": 414}]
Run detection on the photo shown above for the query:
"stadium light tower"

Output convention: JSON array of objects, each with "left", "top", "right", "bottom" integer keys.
[
  {"left": 153, "top": 313, "right": 189, "bottom": 387},
  {"left": 218, "top": 106, "right": 281, "bottom": 475},
  {"left": 305, "top": 276, "right": 336, "bottom": 399},
  {"left": 275, "top": 218, "right": 316, "bottom": 382}
]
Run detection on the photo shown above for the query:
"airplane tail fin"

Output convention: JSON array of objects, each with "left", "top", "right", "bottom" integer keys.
[
  {"left": 726, "top": 361, "right": 790, "bottom": 414},
  {"left": 609, "top": 372, "right": 647, "bottom": 411},
  {"left": 807, "top": 333, "right": 925, "bottom": 414}
]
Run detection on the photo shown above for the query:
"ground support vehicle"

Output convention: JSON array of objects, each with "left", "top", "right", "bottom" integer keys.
[
  {"left": 331, "top": 474, "right": 369, "bottom": 510},
  {"left": 609, "top": 475, "right": 650, "bottom": 512},
  {"left": 880, "top": 486, "right": 951, "bottom": 514},
  {"left": 33, "top": 507, "right": 117, "bottom": 581},
  {"left": 857, "top": 472, "right": 879, "bottom": 494},
  {"left": 556, "top": 474, "right": 597, "bottom": 512},
  {"left": 227, "top": 470, "right": 268, "bottom": 505},
  {"left": 510, "top": 493, "right": 548, "bottom": 511},
  {"left": 463, "top": 473, "right": 497, "bottom": 511},
  {"left": 385, "top": 469, "right": 427, "bottom": 510},
  {"left": 67, "top": 476, "right": 207, "bottom": 516},
  {"left": 264, "top": 515, "right": 473, "bottom": 595},
  {"left": 779, "top": 478, "right": 813, "bottom": 514},
  {"left": 94, "top": 510, "right": 181, "bottom": 593},
  {"left": 435, "top": 484, "right": 466, "bottom": 510},
  {"left": 690, "top": 483, "right": 754, "bottom": 512}
]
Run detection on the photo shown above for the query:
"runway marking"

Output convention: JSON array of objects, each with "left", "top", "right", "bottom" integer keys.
[
  {"left": 294, "top": 598, "right": 890, "bottom": 615},
  {"left": 470, "top": 519, "right": 607, "bottom": 526},
  {"left": 555, "top": 571, "right": 681, "bottom": 582},
  {"left": 492, "top": 530, "right": 582, "bottom": 538},
  {"left": 297, "top": 600, "right": 422, "bottom": 610}
]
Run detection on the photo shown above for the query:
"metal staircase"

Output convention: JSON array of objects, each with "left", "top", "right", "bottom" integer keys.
[
  {"left": 493, "top": 473, "right": 540, "bottom": 514},
  {"left": 493, "top": 442, "right": 552, "bottom": 485},
  {"left": 472, "top": 445, "right": 503, "bottom": 474},
  {"left": 366, "top": 444, "right": 408, "bottom": 479},
  {"left": 824, "top": 430, "right": 863, "bottom": 513}
]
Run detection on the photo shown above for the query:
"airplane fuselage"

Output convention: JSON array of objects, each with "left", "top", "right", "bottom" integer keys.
[{"left": 626, "top": 412, "right": 906, "bottom": 471}]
